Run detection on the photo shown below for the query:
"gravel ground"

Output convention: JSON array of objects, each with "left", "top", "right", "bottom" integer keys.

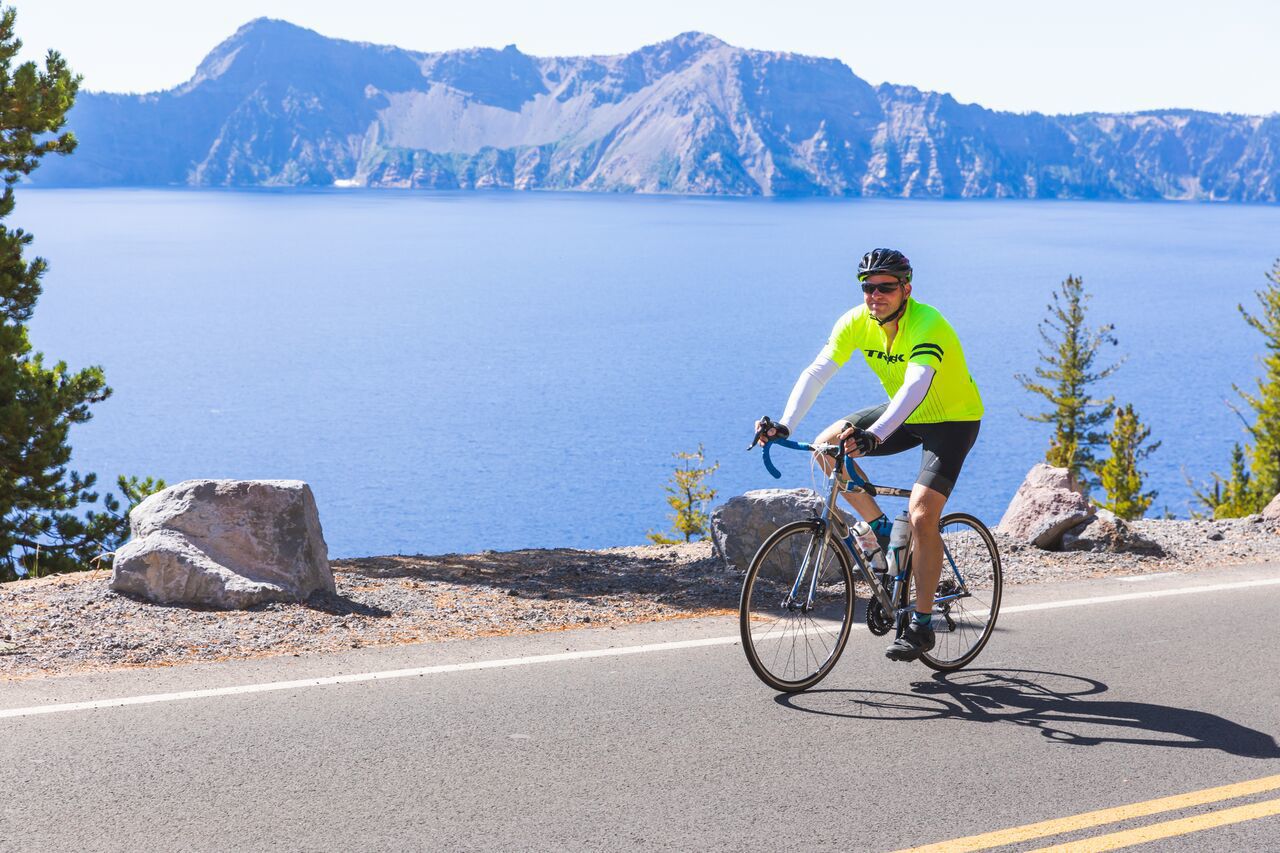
[{"left": 2, "top": 516, "right": 1278, "bottom": 681}]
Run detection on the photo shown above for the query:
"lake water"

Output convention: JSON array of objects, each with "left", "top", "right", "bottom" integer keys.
[{"left": 21, "top": 189, "right": 1280, "bottom": 557}]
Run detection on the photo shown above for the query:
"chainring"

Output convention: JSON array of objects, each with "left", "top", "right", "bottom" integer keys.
[{"left": 865, "top": 596, "right": 893, "bottom": 636}]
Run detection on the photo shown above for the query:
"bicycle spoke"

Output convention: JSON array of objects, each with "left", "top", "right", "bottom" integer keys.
[
  {"left": 919, "top": 514, "right": 1002, "bottom": 672},
  {"left": 741, "top": 520, "right": 856, "bottom": 691}
]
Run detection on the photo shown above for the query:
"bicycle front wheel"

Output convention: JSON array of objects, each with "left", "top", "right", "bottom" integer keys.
[
  {"left": 739, "top": 520, "right": 856, "bottom": 692},
  {"left": 919, "top": 512, "right": 1002, "bottom": 672}
]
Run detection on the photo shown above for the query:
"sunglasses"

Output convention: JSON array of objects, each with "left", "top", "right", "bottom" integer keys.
[{"left": 860, "top": 281, "right": 904, "bottom": 295}]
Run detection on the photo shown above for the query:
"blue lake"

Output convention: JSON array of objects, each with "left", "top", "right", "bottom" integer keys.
[{"left": 21, "top": 189, "right": 1280, "bottom": 557}]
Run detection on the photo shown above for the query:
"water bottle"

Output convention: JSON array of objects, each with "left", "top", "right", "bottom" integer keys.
[
  {"left": 848, "top": 519, "right": 872, "bottom": 551},
  {"left": 850, "top": 520, "right": 887, "bottom": 573},
  {"left": 886, "top": 511, "right": 912, "bottom": 577}
]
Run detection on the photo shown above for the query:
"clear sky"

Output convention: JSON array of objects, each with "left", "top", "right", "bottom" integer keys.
[{"left": 12, "top": 0, "right": 1280, "bottom": 115}]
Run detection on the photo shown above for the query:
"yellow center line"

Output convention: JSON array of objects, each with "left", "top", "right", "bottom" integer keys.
[
  {"left": 1027, "top": 796, "right": 1280, "bottom": 852},
  {"left": 895, "top": 773, "right": 1280, "bottom": 853}
]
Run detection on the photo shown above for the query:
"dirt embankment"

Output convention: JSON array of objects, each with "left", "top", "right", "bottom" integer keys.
[{"left": 2, "top": 516, "right": 1277, "bottom": 682}]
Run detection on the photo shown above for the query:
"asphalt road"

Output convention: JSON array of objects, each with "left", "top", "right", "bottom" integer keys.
[{"left": 3, "top": 563, "right": 1279, "bottom": 852}]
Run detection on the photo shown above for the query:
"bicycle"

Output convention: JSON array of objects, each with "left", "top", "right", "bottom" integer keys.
[{"left": 739, "top": 436, "right": 1002, "bottom": 692}]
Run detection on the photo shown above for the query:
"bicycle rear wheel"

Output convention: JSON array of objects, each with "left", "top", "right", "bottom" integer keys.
[
  {"left": 918, "top": 512, "right": 1002, "bottom": 672},
  {"left": 739, "top": 520, "right": 855, "bottom": 692}
]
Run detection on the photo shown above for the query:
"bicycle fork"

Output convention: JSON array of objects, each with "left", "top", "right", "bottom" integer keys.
[{"left": 783, "top": 529, "right": 830, "bottom": 612}]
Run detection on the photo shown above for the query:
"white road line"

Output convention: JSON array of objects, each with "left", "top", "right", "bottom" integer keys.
[
  {"left": 0, "top": 636, "right": 742, "bottom": 719},
  {"left": 2, "top": 575, "right": 1278, "bottom": 720},
  {"left": 999, "top": 577, "right": 1280, "bottom": 614}
]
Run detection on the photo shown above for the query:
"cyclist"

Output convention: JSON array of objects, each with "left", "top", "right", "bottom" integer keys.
[{"left": 753, "top": 248, "right": 983, "bottom": 661}]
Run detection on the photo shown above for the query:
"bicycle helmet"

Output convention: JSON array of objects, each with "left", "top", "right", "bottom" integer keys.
[
  {"left": 857, "top": 248, "right": 912, "bottom": 326},
  {"left": 857, "top": 248, "right": 912, "bottom": 282}
]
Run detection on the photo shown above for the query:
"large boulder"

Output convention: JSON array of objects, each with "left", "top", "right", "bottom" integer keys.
[
  {"left": 710, "top": 488, "right": 853, "bottom": 573},
  {"left": 111, "top": 479, "right": 334, "bottom": 609},
  {"left": 997, "top": 464, "right": 1095, "bottom": 550},
  {"left": 1060, "top": 509, "right": 1164, "bottom": 555},
  {"left": 1263, "top": 492, "right": 1280, "bottom": 521}
]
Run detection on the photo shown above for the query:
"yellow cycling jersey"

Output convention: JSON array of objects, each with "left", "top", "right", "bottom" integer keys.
[{"left": 820, "top": 297, "right": 983, "bottom": 423}]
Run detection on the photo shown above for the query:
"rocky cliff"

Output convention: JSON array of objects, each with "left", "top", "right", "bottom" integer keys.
[{"left": 34, "top": 18, "right": 1280, "bottom": 200}]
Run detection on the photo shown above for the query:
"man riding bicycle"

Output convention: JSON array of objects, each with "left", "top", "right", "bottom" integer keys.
[{"left": 753, "top": 248, "right": 983, "bottom": 661}]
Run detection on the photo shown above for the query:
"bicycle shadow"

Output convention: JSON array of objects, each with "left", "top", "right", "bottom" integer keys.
[{"left": 775, "top": 669, "right": 1280, "bottom": 758}]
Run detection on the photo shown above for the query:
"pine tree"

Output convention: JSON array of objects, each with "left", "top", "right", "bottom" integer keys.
[
  {"left": 0, "top": 8, "right": 161, "bottom": 580},
  {"left": 648, "top": 444, "right": 719, "bottom": 544},
  {"left": 1192, "top": 443, "right": 1255, "bottom": 519},
  {"left": 1015, "top": 275, "right": 1124, "bottom": 488},
  {"left": 1232, "top": 259, "right": 1280, "bottom": 507},
  {"left": 1096, "top": 403, "right": 1160, "bottom": 519},
  {"left": 1194, "top": 259, "right": 1280, "bottom": 518}
]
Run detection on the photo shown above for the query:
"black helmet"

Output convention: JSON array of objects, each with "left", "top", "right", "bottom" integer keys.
[{"left": 858, "top": 248, "right": 912, "bottom": 282}]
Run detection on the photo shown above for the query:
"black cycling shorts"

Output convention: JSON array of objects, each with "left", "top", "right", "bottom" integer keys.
[{"left": 843, "top": 404, "right": 981, "bottom": 498}]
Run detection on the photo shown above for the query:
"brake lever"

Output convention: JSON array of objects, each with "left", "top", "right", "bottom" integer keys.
[{"left": 749, "top": 415, "right": 777, "bottom": 451}]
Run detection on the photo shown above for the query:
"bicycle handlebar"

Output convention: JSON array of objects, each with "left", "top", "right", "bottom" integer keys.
[{"left": 760, "top": 437, "right": 870, "bottom": 490}]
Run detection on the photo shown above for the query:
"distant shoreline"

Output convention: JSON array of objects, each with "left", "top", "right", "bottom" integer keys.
[
  {"left": 22, "top": 185, "right": 1280, "bottom": 209},
  {"left": 31, "top": 21, "right": 1280, "bottom": 201}
]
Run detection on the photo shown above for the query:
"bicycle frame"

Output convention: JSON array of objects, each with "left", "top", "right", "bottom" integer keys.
[{"left": 763, "top": 437, "right": 972, "bottom": 622}]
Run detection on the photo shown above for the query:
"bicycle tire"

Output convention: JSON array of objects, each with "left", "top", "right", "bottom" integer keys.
[
  {"left": 917, "top": 512, "right": 1003, "bottom": 672},
  {"left": 739, "top": 520, "right": 856, "bottom": 693}
]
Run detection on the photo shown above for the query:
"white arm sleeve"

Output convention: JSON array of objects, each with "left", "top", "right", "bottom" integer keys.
[
  {"left": 867, "top": 363, "right": 936, "bottom": 442},
  {"left": 779, "top": 355, "right": 839, "bottom": 433}
]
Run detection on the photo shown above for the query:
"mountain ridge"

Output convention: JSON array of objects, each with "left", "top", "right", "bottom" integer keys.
[{"left": 36, "top": 19, "right": 1280, "bottom": 201}]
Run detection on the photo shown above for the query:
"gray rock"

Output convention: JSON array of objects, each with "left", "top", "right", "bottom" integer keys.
[
  {"left": 1020, "top": 464, "right": 1087, "bottom": 495},
  {"left": 997, "top": 464, "right": 1095, "bottom": 550},
  {"left": 111, "top": 479, "right": 334, "bottom": 609},
  {"left": 1264, "top": 493, "right": 1280, "bottom": 520},
  {"left": 1206, "top": 529, "right": 1225, "bottom": 541},
  {"left": 710, "top": 489, "right": 853, "bottom": 574},
  {"left": 1061, "top": 509, "right": 1164, "bottom": 555}
]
